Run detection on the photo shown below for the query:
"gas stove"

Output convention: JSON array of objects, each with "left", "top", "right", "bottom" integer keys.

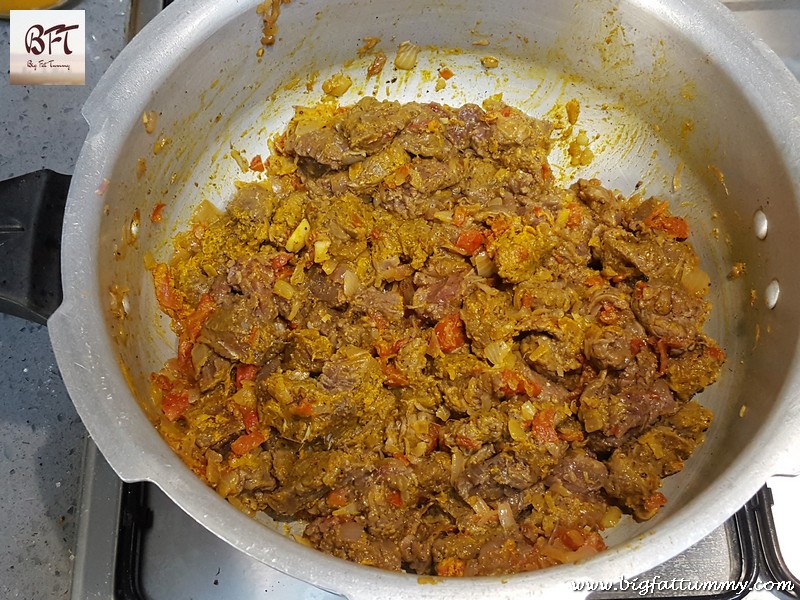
[{"left": 59, "top": 1, "right": 800, "bottom": 598}]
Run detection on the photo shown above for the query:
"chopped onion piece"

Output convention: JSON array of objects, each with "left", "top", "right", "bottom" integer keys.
[
  {"left": 395, "top": 41, "right": 421, "bottom": 70},
  {"left": 497, "top": 501, "right": 516, "bottom": 531},
  {"left": 342, "top": 270, "right": 361, "bottom": 297},
  {"left": 273, "top": 279, "right": 296, "bottom": 300},
  {"left": 322, "top": 73, "right": 352, "bottom": 97},
  {"left": 450, "top": 449, "right": 465, "bottom": 484},
  {"left": 600, "top": 505, "right": 623, "bottom": 529},
  {"left": 472, "top": 250, "right": 496, "bottom": 277},
  {"left": 468, "top": 494, "right": 492, "bottom": 514},
  {"left": 285, "top": 218, "right": 311, "bottom": 252},
  {"left": 681, "top": 265, "right": 710, "bottom": 296},
  {"left": 313, "top": 239, "right": 331, "bottom": 263},
  {"left": 484, "top": 340, "right": 514, "bottom": 367},
  {"left": 508, "top": 418, "right": 527, "bottom": 441},
  {"left": 521, "top": 401, "right": 537, "bottom": 421}
]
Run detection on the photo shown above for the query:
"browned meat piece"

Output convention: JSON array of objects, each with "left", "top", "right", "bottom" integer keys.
[
  {"left": 461, "top": 287, "right": 522, "bottom": 353},
  {"left": 583, "top": 324, "right": 636, "bottom": 371},
  {"left": 183, "top": 391, "right": 242, "bottom": 450},
  {"left": 546, "top": 449, "right": 608, "bottom": 495},
  {"left": 598, "top": 227, "right": 701, "bottom": 284},
  {"left": 283, "top": 109, "right": 364, "bottom": 170},
  {"left": 439, "top": 407, "right": 508, "bottom": 450},
  {"left": 632, "top": 281, "right": 710, "bottom": 342},
  {"left": 604, "top": 401, "right": 712, "bottom": 520},
  {"left": 521, "top": 329, "right": 583, "bottom": 379},
  {"left": 283, "top": 329, "right": 334, "bottom": 373},
  {"left": 665, "top": 337, "right": 726, "bottom": 400},
  {"left": 305, "top": 516, "right": 403, "bottom": 571},
  {"left": 307, "top": 264, "right": 347, "bottom": 308},
  {"left": 572, "top": 178, "right": 626, "bottom": 226},
  {"left": 352, "top": 287, "right": 406, "bottom": 323},
  {"left": 413, "top": 452, "right": 452, "bottom": 496},
  {"left": 226, "top": 181, "right": 277, "bottom": 226},
  {"left": 338, "top": 96, "right": 412, "bottom": 155},
  {"left": 199, "top": 294, "right": 288, "bottom": 365},
  {"left": 442, "top": 103, "right": 490, "bottom": 150},
  {"left": 579, "top": 378, "right": 676, "bottom": 447},
  {"left": 264, "top": 450, "right": 351, "bottom": 515},
  {"left": 395, "top": 105, "right": 458, "bottom": 160},
  {"left": 433, "top": 353, "right": 494, "bottom": 415},
  {"left": 347, "top": 141, "right": 409, "bottom": 194},
  {"left": 319, "top": 346, "right": 383, "bottom": 393},
  {"left": 412, "top": 272, "right": 465, "bottom": 322},
  {"left": 472, "top": 99, "right": 553, "bottom": 176},
  {"left": 457, "top": 451, "right": 541, "bottom": 501},
  {"left": 190, "top": 343, "right": 232, "bottom": 392}
]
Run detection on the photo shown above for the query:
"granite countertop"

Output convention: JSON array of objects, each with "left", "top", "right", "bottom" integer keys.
[
  {"left": 0, "top": 2, "right": 131, "bottom": 598},
  {"left": 0, "top": 2, "right": 798, "bottom": 599}
]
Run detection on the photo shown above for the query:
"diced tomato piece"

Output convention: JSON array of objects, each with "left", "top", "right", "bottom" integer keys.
[
  {"left": 236, "top": 364, "right": 259, "bottom": 388},
  {"left": 455, "top": 435, "right": 481, "bottom": 451},
  {"left": 597, "top": 301, "right": 619, "bottom": 325},
  {"left": 249, "top": 154, "right": 265, "bottom": 172},
  {"left": 706, "top": 345, "right": 726, "bottom": 362},
  {"left": 162, "top": 391, "right": 189, "bottom": 421},
  {"left": 237, "top": 406, "right": 260, "bottom": 432},
  {"left": 182, "top": 294, "right": 216, "bottom": 341},
  {"left": 630, "top": 337, "right": 646, "bottom": 356},
  {"left": 176, "top": 333, "right": 194, "bottom": 375},
  {"left": 382, "top": 363, "right": 409, "bottom": 387},
  {"left": 454, "top": 229, "right": 485, "bottom": 256},
  {"left": 231, "top": 430, "right": 266, "bottom": 456},
  {"left": 653, "top": 215, "right": 690, "bottom": 239},
  {"left": 643, "top": 201, "right": 669, "bottom": 226},
  {"left": 326, "top": 488, "right": 349, "bottom": 508},
  {"left": 643, "top": 491, "right": 667, "bottom": 514},
  {"left": 392, "top": 452, "right": 411, "bottom": 465},
  {"left": 426, "top": 422, "right": 441, "bottom": 454},
  {"left": 566, "top": 202, "right": 583, "bottom": 228},
  {"left": 584, "top": 274, "right": 604, "bottom": 287},
  {"left": 643, "top": 201, "right": 689, "bottom": 239},
  {"left": 434, "top": 313, "right": 466, "bottom": 353},
  {"left": 152, "top": 263, "right": 184, "bottom": 314},
  {"left": 530, "top": 407, "right": 559, "bottom": 444},
  {"left": 452, "top": 206, "right": 469, "bottom": 227},
  {"left": 291, "top": 399, "right": 314, "bottom": 418},
  {"left": 489, "top": 215, "right": 512, "bottom": 235},
  {"left": 554, "top": 526, "right": 586, "bottom": 551},
  {"left": 386, "top": 489, "right": 404, "bottom": 508},
  {"left": 150, "top": 203, "right": 166, "bottom": 223},
  {"left": 553, "top": 526, "right": 606, "bottom": 553},
  {"left": 151, "top": 372, "right": 173, "bottom": 392},
  {"left": 499, "top": 369, "right": 541, "bottom": 398},
  {"left": 270, "top": 252, "right": 292, "bottom": 271},
  {"left": 436, "top": 557, "right": 466, "bottom": 577}
]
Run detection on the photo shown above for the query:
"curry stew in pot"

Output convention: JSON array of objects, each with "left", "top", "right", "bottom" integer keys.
[{"left": 148, "top": 97, "right": 724, "bottom": 576}]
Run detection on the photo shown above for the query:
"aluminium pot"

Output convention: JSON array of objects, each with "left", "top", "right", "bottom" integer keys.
[{"left": 10, "top": 0, "right": 800, "bottom": 597}]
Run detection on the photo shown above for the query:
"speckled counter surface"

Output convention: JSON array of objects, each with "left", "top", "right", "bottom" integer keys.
[{"left": 0, "top": 2, "right": 130, "bottom": 598}]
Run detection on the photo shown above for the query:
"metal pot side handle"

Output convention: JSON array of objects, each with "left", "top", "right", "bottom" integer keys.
[{"left": 0, "top": 169, "right": 70, "bottom": 325}]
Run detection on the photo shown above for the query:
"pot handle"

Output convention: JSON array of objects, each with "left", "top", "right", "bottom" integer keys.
[{"left": 0, "top": 169, "right": 70, "bottom": 325}]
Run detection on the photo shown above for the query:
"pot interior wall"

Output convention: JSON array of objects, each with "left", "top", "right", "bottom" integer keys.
[{"left": 93, "top": 0, "right": 800, "bottom": 582}]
